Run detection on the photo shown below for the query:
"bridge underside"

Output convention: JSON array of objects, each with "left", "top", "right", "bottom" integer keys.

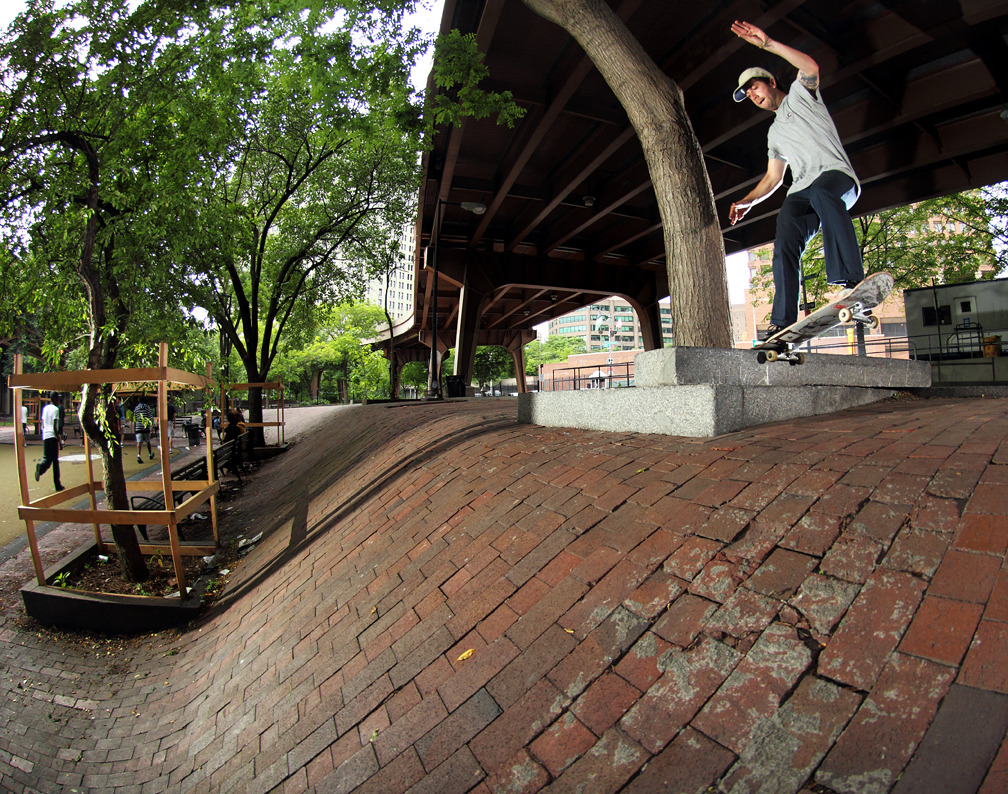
[{"left": 378, "top": 0, "right": 1008, "bottom": 391}]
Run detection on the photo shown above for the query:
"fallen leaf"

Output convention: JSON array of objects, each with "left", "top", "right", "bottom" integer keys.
[{"left": 457, "top": 648, "right": 475, "bottom": 661}]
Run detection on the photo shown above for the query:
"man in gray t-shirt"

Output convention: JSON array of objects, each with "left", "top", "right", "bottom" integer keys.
[{"left": 728, "top": 20, "right": 864, "bottom": 335}]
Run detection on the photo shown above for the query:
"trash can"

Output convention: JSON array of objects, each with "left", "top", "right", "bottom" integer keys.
[
  {"left": 983, "top": 335, "right": 1001, "bottom": 357},
  {"left": 184, "top": 421, "right": 201, "bottom": 447},
  {"left": 444, "top": 375, "right": 465, "bottom": 398}
]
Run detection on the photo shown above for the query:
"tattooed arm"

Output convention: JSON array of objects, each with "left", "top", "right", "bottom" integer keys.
[{"left": 731, "top": 20, "right": 819, "bottom": 92}]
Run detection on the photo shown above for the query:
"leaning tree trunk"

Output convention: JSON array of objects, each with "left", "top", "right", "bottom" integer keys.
[
  {"left": 73, "top": 139, "right": 147, "bottom": 582},
  {"left": 521, "top": 0, "right": 733, "bottom": 348}
]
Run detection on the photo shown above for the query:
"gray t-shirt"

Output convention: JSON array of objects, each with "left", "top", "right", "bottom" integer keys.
[{"left": 767, "top": 80, "right": 860, "bottom": 207}]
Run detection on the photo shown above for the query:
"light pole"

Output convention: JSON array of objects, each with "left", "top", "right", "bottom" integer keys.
[{"left": 427, "top": 199, "right": 486, "bottom": 399}]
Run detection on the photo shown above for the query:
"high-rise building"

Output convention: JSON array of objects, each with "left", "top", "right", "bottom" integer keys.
[
  {"left": 363, "top": 224, "right": 416, "bottom": 321},
  {"left": 546, "top": 297, "right": 677, "bottom": 352}
]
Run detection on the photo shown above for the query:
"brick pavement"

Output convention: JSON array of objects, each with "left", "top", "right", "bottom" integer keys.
[{"left": 1, "top": 395, "right": 1007, "bottom": 792}]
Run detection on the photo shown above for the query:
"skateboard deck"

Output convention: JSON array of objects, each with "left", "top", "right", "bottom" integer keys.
[{"left": 754, "top": 271, "right": 894, "bottom": 364}]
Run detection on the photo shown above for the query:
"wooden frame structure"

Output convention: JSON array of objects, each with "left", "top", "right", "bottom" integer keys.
[
  {"left": 222, "top": 381, "right": 285, "bottom": 446},
  {"left": 9, "top": 343, "right": 219, "bottom": 599}
]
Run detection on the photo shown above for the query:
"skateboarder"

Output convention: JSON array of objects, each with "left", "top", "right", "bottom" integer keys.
[{"left": 728, "top": 20, "right": 865, "bottom": 338}]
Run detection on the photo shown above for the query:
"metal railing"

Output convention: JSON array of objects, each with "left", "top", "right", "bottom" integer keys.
[{"left": 539, "top": 362, "right": 634, "bottom": 392}]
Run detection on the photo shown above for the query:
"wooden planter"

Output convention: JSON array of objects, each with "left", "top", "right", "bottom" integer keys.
[
  {"left": 19, "top": 541, "right": 206, "bottom": 633},
  {"left": 10, "top": 343, "right": 220, "bottom": 633}
]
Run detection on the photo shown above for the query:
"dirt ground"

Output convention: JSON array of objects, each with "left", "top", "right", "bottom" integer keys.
[{"left": 0, "top": 405, "right": 340, "bottom": 616}]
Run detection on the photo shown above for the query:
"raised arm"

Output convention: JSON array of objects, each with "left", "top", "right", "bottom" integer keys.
[{"left": 731, "top": 20, "right": 819, "bottom": 93}]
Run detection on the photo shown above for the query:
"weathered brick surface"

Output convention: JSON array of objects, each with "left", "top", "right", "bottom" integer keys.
[
  {"left": 720, "top": 677, "right": 861, "bottom": 794},
  {"left": 3, "top": 398, "right": 1008, "bottom": 793},
  {"left": 817, "top": 653, "right": 955, "bottom": 794},
  {"left": 892, "top": 685, "right": 1008, "bottom": 794},
  {"left": 819, "top": 570, "right": 926, "bottom": 690}
]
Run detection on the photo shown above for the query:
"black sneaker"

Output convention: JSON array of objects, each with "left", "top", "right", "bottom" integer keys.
[
  {"left": 137, "top": 455, "right": 143, "bottom": 464},
  {"left": 34, "top": 463, "right": 40, "bottom": 482},
  {"left": 54, "top": 484, "right": 65, "bottom": 492},
  {"left": 758, "top": 324, "right": 788, "bottom": 341}
]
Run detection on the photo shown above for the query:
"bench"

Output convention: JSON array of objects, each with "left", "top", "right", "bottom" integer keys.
[
  {"left": 130, "top": 456, "right": 210, "bottom": 540},
  {"left": 213, "top": 432, "right": 247, "bottom": 484},
  {"left": 129, "top": 432, "right": 251, "bottom": 539}
]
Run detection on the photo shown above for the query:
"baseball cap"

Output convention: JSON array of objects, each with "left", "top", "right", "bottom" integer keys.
[{"left": 733, "top": 67, "right": 774, "bottom": 102}]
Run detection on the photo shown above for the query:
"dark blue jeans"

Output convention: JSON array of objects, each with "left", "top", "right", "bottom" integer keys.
[{"left": 770, "top": 171, "right": 864, "bottom": 327}]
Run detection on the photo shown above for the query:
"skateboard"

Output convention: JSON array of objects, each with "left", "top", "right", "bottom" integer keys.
[{"left": 754, "top": 271, "right": 894, "bottom": 365}]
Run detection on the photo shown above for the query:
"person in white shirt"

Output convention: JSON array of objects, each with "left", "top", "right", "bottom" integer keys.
[
  {"left": 20, "top": 404, "right": 27, "bottom": 437},
  {"left": 35, "top": 392, "right": 64, "bottom": 492}
]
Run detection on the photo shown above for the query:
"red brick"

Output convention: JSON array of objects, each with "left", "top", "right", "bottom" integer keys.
[
  {"left": 694, "top": 506, "right": 753, "bottom": 543},
  {"left": 819, "top": 570, "right": 926, "bottom": 690},
  {"left": 984, "top": 569, "right": 1008, "bottom": 623},
  {"left": 817, "top": 653, "right": 954, "bottom": 793},
  {"left": 909, "top": 494, "right": 962, "bottom": 534},
  {"left": 756, "top": 493, "right": 816, "bottom": 529},
  {"left": 483, "top": 749, "right": 548, "bottom": 794},
  {"left": 707, "top": 586, "right": 781, "bottom": 639},
  {"left": 881, "top": 528, "right": 949, "bottom": 577},
  {"left": 529, "top": 714, "right": 596, "bottom": 777},
  {"left": 415, "top": 689, "right": 501, "bottom": 772},
  {"left": 929, "top": 549, "right": 1001, "bottom": 603},
  {"left": 622, "top": 727, "right": 735, "bottom": 794},
  {"left": 547, "top": 606, "right": 648, "bottom": 700},
  {"left": 507, "top": 577, "right": 551, "bottom": 616},
  {"left": 663, "top": 536, "right": 722, "bottom": 581},
  {"left": 437, "top": 635, "right": 519, "bottom": 713},
  {"left": 960, "top": 620, "right": 1008, "bottom": 694},
  {"left": 653, "top": 593, "right": 718, "bottom": 647},
  {"left": 560, "top": 557, "right": 652, "bottom": 636},
  {"left": 623, "top": 568, "right": 685, "bottom": 619},
  {"left": 487, "top": 624, "right": 577, "bottom": 710},
  {"left": 900, "top": 595, "right": 983, "bottom": 666},
  {"left": 780, "top": 512, "right": 842, "bottom": 556},
  {"left": 810, "top": 484, "right": 872, "bottom": 519},
  {"left": 469, "top": 678, "right": 568, "bottom": 774},
  {"left": 547, "top": 727, "right": 645, "bottom": 793},
  {"left": 505, "top": 576, "right": 587, "bottom": 650},
  {"left": 688, "top": 556, "right": 744, "bottom": 603},
  {"left": 620, "top": 636, "right": 740, "bottom": 753},
  {"left": 748, "top": 548, "right": 818, "bottom": 600},
  {"left": 569, "top": 546, "right": 621, "bottom": 585},
  {"left": 720, "top": 677, "right": 861, "bottom": 793},
  {"left": 978, "top": 730, "right": 1008, "bottom": 793},
  {"left": 819, "top": 534, "right": 885, "bottom": 584},
  {"left": 537, "top": 550, "right": 581, "bottom": 586},
  {"left": 966, "top": 482, "right": 1008, "bottom": 515},
  {"left": 612, "top": 632, "right": 671, "bottom": 692},
  {"left": 847, "top": 500, "right": 910, "bottom": 544},
  {"left": 873, "top": 474, "right": 928, "bottom": 506},
  {"left": 955, "top": 514, "right": 1008, "bottom": 555},
  {"left": 723, "top": 518, "right": 790, "bottom": 568},
  {"left": 572, "top": 673, "right": 640, "bottom": 737},
  {"left": 693, "top": 624, "right": 813, "bottom": 753}
]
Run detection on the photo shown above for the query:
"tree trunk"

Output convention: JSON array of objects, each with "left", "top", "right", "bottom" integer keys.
[
  {"left": 80, "top": 387, "right": 147, "bottom": 581},
  {"left": 72, "top": 137, "right": 147, "bottom": 582},
  {"left": 521, "top": 0, "right": 732, "bottom": 348}
]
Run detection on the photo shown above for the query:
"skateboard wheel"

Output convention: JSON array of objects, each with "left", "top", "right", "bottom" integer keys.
[
  {"left": 838, "top": 308, "right": 852, "bottom": 323},
  {"left": 766, "top": 349, "right": 778, "bottom": 362},
  {"left": 869, "top": 314, "right": 881, "bottom": 330},
  {"left": 795, "top": 353, "right": 806, "bottom": 365}
]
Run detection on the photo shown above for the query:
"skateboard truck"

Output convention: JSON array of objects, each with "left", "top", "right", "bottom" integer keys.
[
  {"left": 837, "top": 303, "right": 881, "bottom": 329},
  {"left": 755, "top": 348, "right": 805, "bottom": 366}
]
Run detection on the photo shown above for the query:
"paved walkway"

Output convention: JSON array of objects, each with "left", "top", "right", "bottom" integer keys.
[{"left": 1, "top": 396, "right": 1007, "bottom": 793}]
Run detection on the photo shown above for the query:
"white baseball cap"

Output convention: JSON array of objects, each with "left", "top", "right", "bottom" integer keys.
[{"left": 733, "top": 67, "right": 774, "bottom": 102}]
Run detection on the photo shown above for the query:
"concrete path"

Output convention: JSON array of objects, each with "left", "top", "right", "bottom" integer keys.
[{"left": 1, "top": 396, "right": 1007, "bottom": 793}]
